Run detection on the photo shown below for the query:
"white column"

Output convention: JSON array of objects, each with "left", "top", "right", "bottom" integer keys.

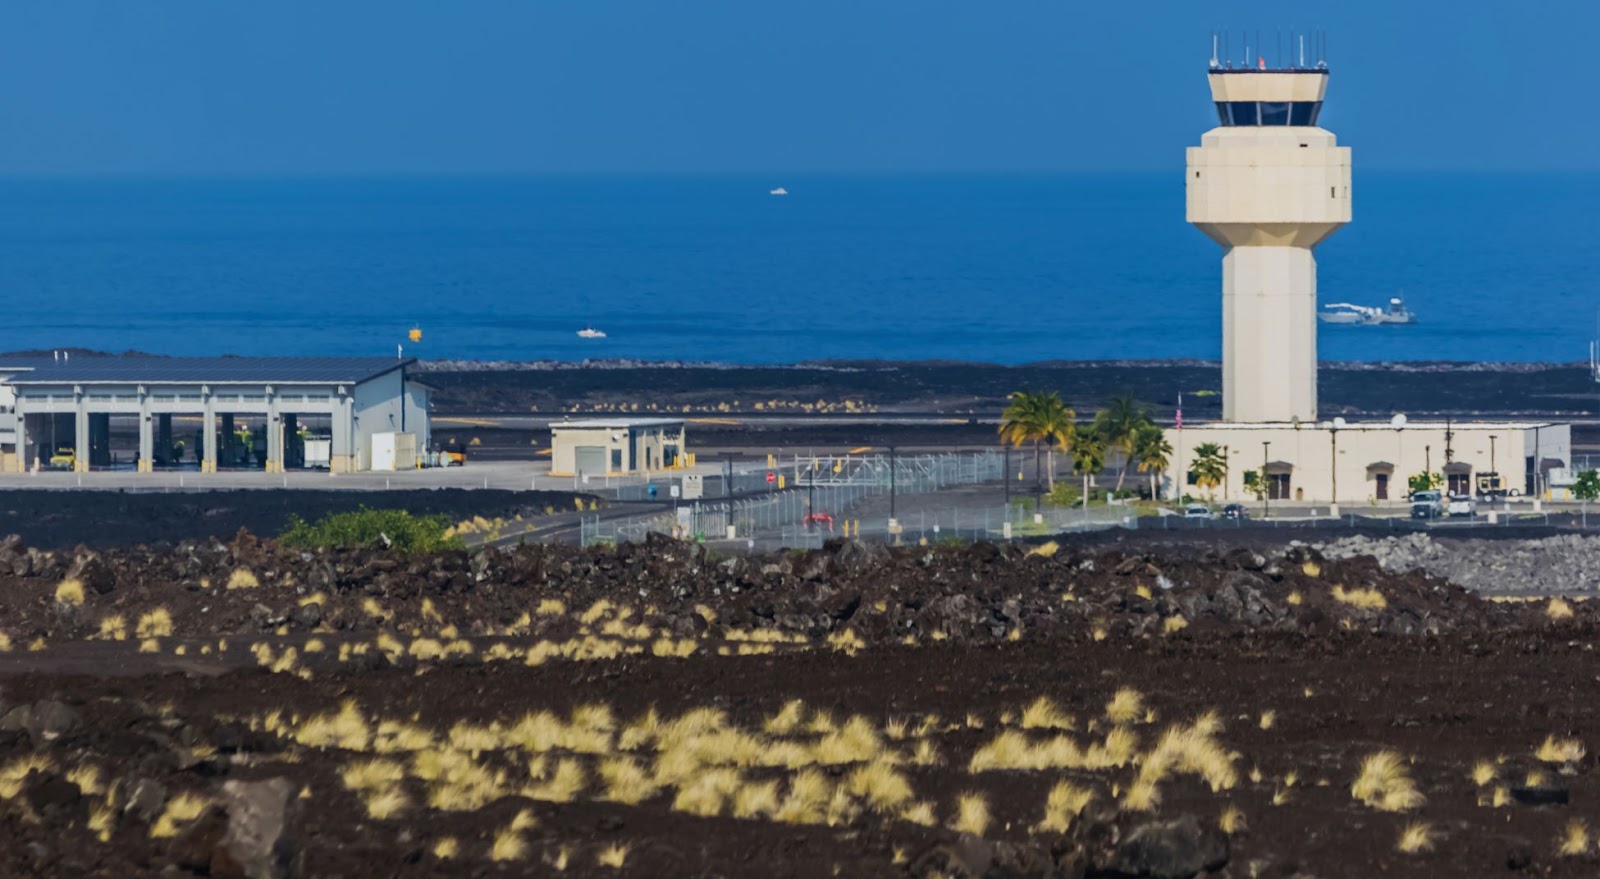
[
  {"left": 1221, "top": 246, "right": 1317, "bottom": 424},
  {"left": 73, "top": 389, "right": 89, "bottom": 473},
  {"left": 137, "top": 387, "right": 153, "bottom": 473}
]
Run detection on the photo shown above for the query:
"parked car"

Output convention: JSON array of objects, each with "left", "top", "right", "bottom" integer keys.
[
  {"left": 1410, "top": 490, "right": 1445, "bottom": 520},
  {"left": 1184, "top": 504, "right": 1214, "bottom": 520},
  {"left": 1447, "top": 495, "right": 1477, "bottom": 517},
  {"left": 1221, "top": 503, "right": 1248, "bottom": 520}
]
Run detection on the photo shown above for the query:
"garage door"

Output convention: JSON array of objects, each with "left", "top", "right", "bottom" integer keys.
[{"left": 575, "top": 445, "right": 607, "bottom": 479}]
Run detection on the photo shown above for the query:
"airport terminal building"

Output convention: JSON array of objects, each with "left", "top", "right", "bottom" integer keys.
[{"left": 0, "top": 355, "right": 429, "bottom": 473}]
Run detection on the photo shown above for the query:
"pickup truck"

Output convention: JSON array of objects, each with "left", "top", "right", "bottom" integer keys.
[{"left": 1410, "top": 490, "right": 1445, "bottom": 520}]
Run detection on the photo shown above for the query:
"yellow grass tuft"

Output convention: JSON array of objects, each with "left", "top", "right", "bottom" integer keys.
[
  {"left": 1332, "top": 585, "right": 1387, "bottom": 610},
  {"left": 1259, "top": 710, "right": 1276, "bottom": 731},
  {"left": 1546, "top": 597, "right": 1575, "bottom": 620},
  {"left": 1351, "top": 751, "right": 1425, "bottom": 812},
  {"left": 89, "top": 800, "right": 116, "bottom": 842},
  {"left": 341, "top": 758, "right": 407, "bottom": 791},
  {"left": 1492, "top": 786, "right": 1511, "bottom": 808},
  {"left": 773, "top": 769, "right": 832, "bottom": 825},
  {"left": 1105, "top": 688, "right": 1144, "bottom": 724},
  {"left": 1219, "top": 804, "right": 1245, "bottom": 834},
  {"left": 1020, "top": 696, "right": 1074, "bottom": 731},
  {"left": 536, "top": 598, "right": 566, "bottom": 616},
  {"left": 1559, "top": 820, "right": 1590, "bottom": 856},
  {"left": 671, "top": 767, "right": 741, "bottom": 817},
  {"left": 1163, "top": 615, "right": 1189, "bottom": 634},
  {"left": 951, "top": 791, "right": 991, "bottom": 836},
  {"left": 226, "top": 568, "right": 259, "bottom": 590},
  {"left": 1026, "top": 541, "right": 1059, "bottom": 558},
  {"left": 55, "top": 578, "right": 85, "bottom": 606},
  {"left": 295, "top": 699, "right": 370, "bottom": 751},
  {"left": 363, "top": 786, "right": 409, "bottom": 819},
  {"left": 596, "top": 843, "right": 629, "bottom": 868},
  {"left": 527, "top": 758, "right": 587, "bottom": 803},
  {"left": 150, "top": 791, "right": 211, "bottom": 838},
  {"left": 490, "top": 827, "right": 527, "bottom": 862},
  {"left": 432, "top": 837, "right": 459, "bottom": 859},
  {"left": 845, "top": 761, "right": 914, "bottom": 812},
  {"left": 1036, "top": 781, "right": 1094, "bottom": 833},
  {"left": 1301, "top": 559, "right": 1322, "bottom": 577},
  {"left": 97, "top": 615, "right": 127, "bottom": 640},
  {"left": 1286, "top": 590, "right": 1303, "bottom": 606},
  {"left": 136, "top": 608, "right": 174, "bottom": 639},
  {"left": 1397, "top": 821, "right": 1434, "bottom": 854},
  {"left": 598, "top": 757, "right": 660, "bottom": 805},
  {"left": 67, "top": 763, "right": 104, "bottom": 796},
  {"left": 1135, "top": 583, "right": 1153, "bottom": 600},
  {"left": 827, "top": 628, "right": 865, "bottom": 654},
  {"left": 1535, "top": 735, "right": 1586, "bottom": 764},
  {"left": 138, "top": 638, "right": 161, "bottom": 653},
  {"left": 1526, "top": 769, "right": 1549, "bottom": 788},
  {"left": 1471, "top": 760, "right": 1496, "bottom": 786}
]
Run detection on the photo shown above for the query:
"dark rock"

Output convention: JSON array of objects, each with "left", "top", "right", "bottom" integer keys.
[
  {"left": 1096, "top": 814, "right": 1228, "bottom": 879},
  {"left": 171, "top": 806, "right": 229, "bottom": 872},
  {"left": 66, "top": 552, "right": 117, "bottom": 595},
  {"left": 1510, "top": 786, "right": 1568, "bottom": 806},
  {"left": 213, "top": 777, "right": 301, "bottom": 879},
  {"left": 0, "top": 700, "right": 82, "bottom": 743},
  {"left": 23, "top": 771, "right": 85, "bottom": 823},
  {"left": 124, "top": 777, "right": 169, "bottom": 823}
]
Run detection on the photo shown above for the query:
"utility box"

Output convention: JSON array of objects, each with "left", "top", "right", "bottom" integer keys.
[
  {"left": 681, "top": 474, "right": 704, "bottom": 500},
  {"left": 303, "top": 439, "right": 331, "bottom": 470},
  {"left": 371, "top": 431, "right": 417, "bottom": 472}
]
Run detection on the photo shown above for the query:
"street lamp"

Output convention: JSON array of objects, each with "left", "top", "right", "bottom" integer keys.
[{"left": 1262, "top": 440, "right": 1271, "bottom": 519}]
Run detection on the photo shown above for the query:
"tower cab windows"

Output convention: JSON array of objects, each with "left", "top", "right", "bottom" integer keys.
[{"left": 1215, "top": 101, "right": 1322, "bottom": 126}]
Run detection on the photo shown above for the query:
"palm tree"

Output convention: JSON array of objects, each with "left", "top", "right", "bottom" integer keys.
[
  {"left": 1071, "top": 431, "right": 1106, "bottom": 505},
  {"left": 999, "top": 391, "right": 1074, "bottom": 491},
  {"left": 1093, "top": 393, "right": 1152, "bottom": 492},
  {"left": 1133, "top": 424, "right": 1173, "bottom": 501},
  {"left": 1190, "top": 442, "right": 1228, "bottom": 500}
]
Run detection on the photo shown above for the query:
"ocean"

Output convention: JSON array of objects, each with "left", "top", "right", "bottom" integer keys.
[{"left": 0, "top": 173, "right": 1593, "bottom": 364}]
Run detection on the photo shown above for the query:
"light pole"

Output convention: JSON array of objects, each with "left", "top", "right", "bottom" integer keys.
[
  {"left": 888, "top": 445, "right": 897, "bottom": 520},
  {"left": 1262, "top": 441, "right": 1271, "bottom": 519}
]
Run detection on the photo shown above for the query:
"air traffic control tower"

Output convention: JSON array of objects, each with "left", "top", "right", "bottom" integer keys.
[{"left": 1187, "top": 50, "right": 1350, "bottom": 423}]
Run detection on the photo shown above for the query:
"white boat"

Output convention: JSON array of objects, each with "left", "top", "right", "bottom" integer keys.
[
  {"left": 769, "top": 186, "right": 788, "bottom": 196},
  {"left": 1318, "top": 297, "right": 1416, "bottom": 325},
  {"left": 577, "top": 327, "right": 606, "bottom": 339}
]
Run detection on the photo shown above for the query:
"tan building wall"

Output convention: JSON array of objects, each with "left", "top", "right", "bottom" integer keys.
[{"left": 1166, "top": 422, "right": 1571, "bottom": 505}]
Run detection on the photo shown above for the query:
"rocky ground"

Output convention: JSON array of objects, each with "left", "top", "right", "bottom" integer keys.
[
  {"left": 0, "top": 532, "right": 1599, "bottom": 876},
  {"left": 1318, "top": 531, "right": 1600, "bottom": 595}
]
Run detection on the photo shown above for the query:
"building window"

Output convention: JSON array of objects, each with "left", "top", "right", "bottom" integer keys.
[
  {"left": 1267, "top": 473, "right": 1291, "bottom": 500},
  {"left": 610, "top": 449, "right": 622, "bottom": 470},
  {"left": 1290, "top": 101, "right": 1321, "bottom": 125},
  {"left": 1260, "top": 101, "right": 1291, "bottom": 125},
  {"left": 1217, "top": 101, "right": 1322, "bottom": 127}
]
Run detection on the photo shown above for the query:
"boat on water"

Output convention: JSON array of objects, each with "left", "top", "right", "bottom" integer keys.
[
  {"left": 769, "top": 186, "right": 788, "bottom": 196},
  {"left": 1318, "top": 297, "right": 1416, "bottom": 325},
  {"left": 577, "top": 327, "right": 607, "bottom": 339}
]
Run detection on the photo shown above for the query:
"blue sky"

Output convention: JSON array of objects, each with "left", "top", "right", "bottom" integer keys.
[{"left": 0, "top": 1, "right": 1584, "bottom": 175}]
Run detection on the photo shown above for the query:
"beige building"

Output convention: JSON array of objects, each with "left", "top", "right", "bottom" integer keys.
[
  {"left": 550, "top": 418, "right": 687, "bottom": 478},
  {"left": 1168, "top": 421, "right": 1570, "bottom": 507}
]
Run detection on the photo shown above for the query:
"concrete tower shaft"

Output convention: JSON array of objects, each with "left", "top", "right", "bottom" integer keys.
[{"left": 1186, "top": 69, "right": 1350, "bottom": 424}]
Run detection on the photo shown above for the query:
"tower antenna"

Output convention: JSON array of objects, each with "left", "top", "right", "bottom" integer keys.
[
  {"left": 1211, "top": 32, "right": 1219, "bottom": 68},
  {"left": 1299, "top": 33, "right": 1306, "bottom": 68}
]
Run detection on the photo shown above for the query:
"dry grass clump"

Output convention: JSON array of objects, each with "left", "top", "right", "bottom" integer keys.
[
  {"left": 295, "top": 700, "right": 370, "bottom": 751},
  {"left": 1036, "top": 781, "right": 1094, "bottom": 833},
  {"left": 827, "top": 628, "right": 865, "bottom": 655},
  {"left": 732, "top": 779, "right": 781, "bottom": 819},
  {"left": 1259, "top": 710, "right": 1276, "bottom": 731},
  {"left": 55, "top": 578, "right": 85, "bottom": 606},
  {"left": 136, "top": 608, "right": 174, "bottom": 639},
  {"left": 1535, "top": 735, "right": 1586, "bottom": 764},
  {"left": 1351, "top": 751, "right": 1425, "bottom": 812},
  {"left": 1546, "top": 597, "right": 1575, "bottom": 621},
  {"left": 96, "top": 615, "right": 127, "bottom": 640},
  {"left": 1396, "top": 821, "right": 1434, "bottom": 854},
  {"left": 363, "top": 786, "right": 409, "bottom": 819},
  {"left": 1218, "top": 804, "right": 1245, "bottom": 834},
  {"left": 1162, "top": 616, "right": 1189, "bottom": 634},
  {"left": 1026, "top": 541, "right": 1059, "bottom": 558},
  {"left": 845, "top": 761, "right": 914, "bottom": 812},
  {"left": 596, "top": 843, "right": 630, "bottom": 868},
  {"left": 1121, "top": 712, "right": 1236, "bottom": 812},
  {"left": 226, "top": 568, "right": 259, "bottom": 590},
  {"left": 598, "top": 757, "right": 660, "bottom": 805},
  {"left": 671, "top": 767, "right": 742, "bottom": 817},
  {"left": 432, "top": 837, "right": 459, "bottom": 859},
  {"left": 150, "top": 791, "right": 211, "bottom": 838},
  {"left": 1105, "top": 688, "right": 1144, "bottom": 724},
  {"left": 1301, "top": 560, "right": 1322, "bottom": 577},
  {"left": 1020, "top": 697, "right": 1073, "bottom": 731},
  {"left": 1331, "top": 585, "right": 1387, "bottom": 610},
  {"left": 773, "top": 769, "right": 831, "bottom": 825},
  {"left": 1559, "top": 820, "right": 1590, "bottom": 856},
  {"left": 0, "top": 755, "right": 56, "bottom": 798},
  {"left": 1470, "top": 760, "right": 1496, "bottom": 786},
  {"left": 951, "top": 792, "right": 991, "bottom": 836},
  {"left": 526, "top": 757, "right": 587, "bottom": 803},
  {"left": 490, "top": 825, "right": 527, "bottom": 861}
]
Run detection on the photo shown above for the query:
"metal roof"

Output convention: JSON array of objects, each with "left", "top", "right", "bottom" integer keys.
[
  {"left": 554, "top": 418, "right": 685, "bottom": 429},
  {"left": 6, "top": 356, "right": 413, "bottom": 386}
]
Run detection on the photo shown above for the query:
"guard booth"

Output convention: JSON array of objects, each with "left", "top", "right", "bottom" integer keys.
[{"left": 550, "top": 418, "right": 687, "bottom": 477}]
